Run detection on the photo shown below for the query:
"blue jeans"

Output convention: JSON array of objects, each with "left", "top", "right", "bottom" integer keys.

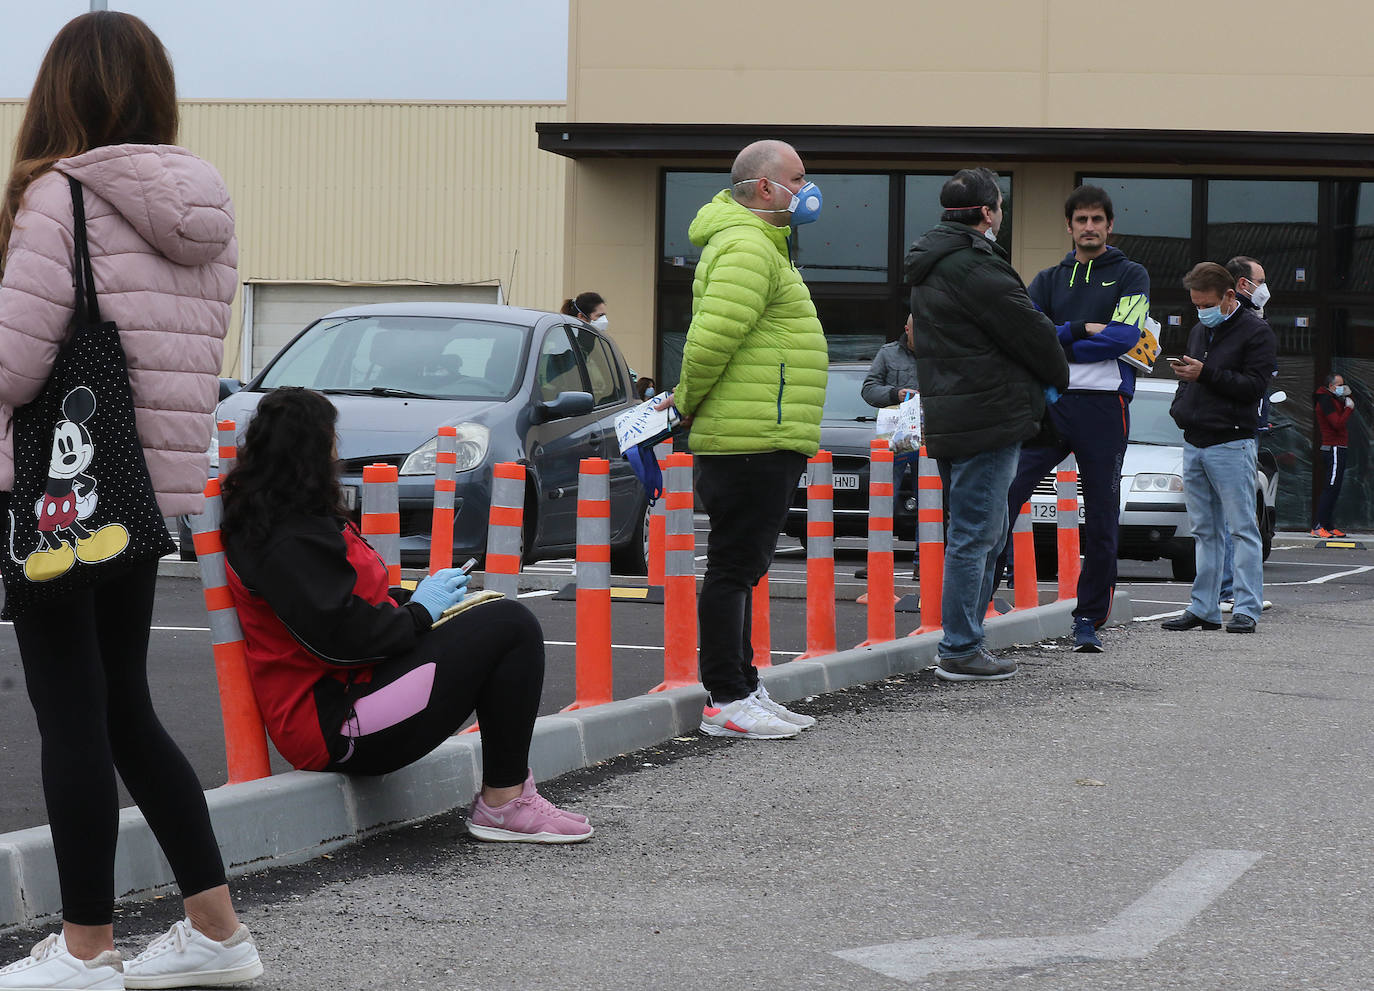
[
  {"left": 937, "top": 443, "right": 1020, "bottom": 660},
  {"left": 1183, "top": 439, "right": 1263, "bottom": 623},
  {"left": 1219, "top": 529, "right": 1234, "bottom": 602}
]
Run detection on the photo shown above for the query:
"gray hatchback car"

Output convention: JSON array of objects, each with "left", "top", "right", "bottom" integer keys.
[{"left": 209, "top": 302, "right": 650, "bottom": 571}]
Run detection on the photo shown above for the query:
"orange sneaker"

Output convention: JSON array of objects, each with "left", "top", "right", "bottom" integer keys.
[
  {"left": 1311, "top": 527, "right": 1333, "bottom": 538},
  {"left": 1329, "top": 528, "right": 1348, "bottom": 538}
]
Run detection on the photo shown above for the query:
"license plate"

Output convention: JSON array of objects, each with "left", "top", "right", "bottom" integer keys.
[
  {"left": 1032, "top": 501, "right": 1084, "bottom": 521},
  {"left": 341, "top": 485, "right": 358, "bottom": 511},
  {"left": 798, "top": 473, "right": 860, "bottom": 490}
]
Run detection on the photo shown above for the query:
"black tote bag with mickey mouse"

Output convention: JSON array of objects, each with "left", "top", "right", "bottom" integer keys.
[{"left": 0, "top": 176, "right": 173, "bottom": 620}]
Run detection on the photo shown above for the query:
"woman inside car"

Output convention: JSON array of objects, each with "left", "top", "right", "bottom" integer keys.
[{"left": 219, "top": 387, "right": 592, "bottom": 845}]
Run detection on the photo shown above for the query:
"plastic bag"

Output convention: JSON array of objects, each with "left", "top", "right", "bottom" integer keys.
[{"left": 888, "top": 393, "right": 923, "bottom": 456}]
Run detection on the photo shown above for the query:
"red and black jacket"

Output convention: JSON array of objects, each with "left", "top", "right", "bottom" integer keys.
[
  {"left": 224, "top": 514, "right": 429, "bottom": 770},
  {"left": 1315, "top": 386, "right": 1353, "bottom": 447}
]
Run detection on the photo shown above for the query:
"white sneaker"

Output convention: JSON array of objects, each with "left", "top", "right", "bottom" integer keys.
[
  {"left": 123, "top": 919, "right": 262, "bottom": 989},
  {"left": 752, "top": 686, "right": 817, "bottom": 730},
  {"left": 699, "top": 695, "right": 800, "bottom": 739},
  {"left": 1221, "top": 599, "right": 1272, "bottom": 613},
  {"left": 0, "top": 933, "right": 123, "bottom": 990}
]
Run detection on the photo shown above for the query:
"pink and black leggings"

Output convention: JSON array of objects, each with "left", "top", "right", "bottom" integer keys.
[{"left": 318, "top": 597, "right": 544, "bottom": 787}]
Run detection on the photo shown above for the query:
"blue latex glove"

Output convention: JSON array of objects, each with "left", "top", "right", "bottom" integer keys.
[
  {"left": 410, "top": 568, "right": 471, "bottom": 622},
  {"left": 1044, "top": 385, "right": 1062, "bottom": 405}
]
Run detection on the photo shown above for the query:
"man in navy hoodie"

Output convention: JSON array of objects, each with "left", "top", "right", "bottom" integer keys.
[{"left": 999, "top": 185, "right": 1151, "bottom": 652}]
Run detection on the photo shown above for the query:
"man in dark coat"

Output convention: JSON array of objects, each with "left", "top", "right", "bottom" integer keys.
[{"left": 906, "top": 167, "right": 1069, "bottom": 681}]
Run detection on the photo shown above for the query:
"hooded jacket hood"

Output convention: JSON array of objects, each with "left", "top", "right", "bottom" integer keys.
[
  {"left": 688, "top": 189, "right": 790, "bottom": 252},
  {"left": 54, "top": 144, "right": 234, "bottom": 267},
  {"left": 904, "top": 222, "right": 1002, "bottom": 285}
]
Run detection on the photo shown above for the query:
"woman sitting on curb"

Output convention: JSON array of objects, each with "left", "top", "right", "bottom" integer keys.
[{"left": 220, "top": 387, "right": 592, "bottom": 844}]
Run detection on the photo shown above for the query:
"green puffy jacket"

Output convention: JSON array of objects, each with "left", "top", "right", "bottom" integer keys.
[{"left": 674, "top": 190, "right": 828, "bottom": 456}]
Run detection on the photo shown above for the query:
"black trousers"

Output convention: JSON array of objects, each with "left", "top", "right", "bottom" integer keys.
[
  {"left": 999, "top": 392, "right": 1130, "bottom": 624},
  {"left": 2, "top": 492, "right": 227, "bottom": 925},
  {"left": 322, "top": 598, "right": 543, "bottom": 788},
  {"left": 694, "top": 451, "right": 807, "bottom": 704},
  {"left": 1315, "top": 446, "right": 1347, "bottom": 530}
]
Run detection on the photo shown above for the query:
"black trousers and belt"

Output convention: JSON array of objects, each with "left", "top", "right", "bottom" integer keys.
[{"left": 694, "top": 451, "right": 807, "bottom": 704}]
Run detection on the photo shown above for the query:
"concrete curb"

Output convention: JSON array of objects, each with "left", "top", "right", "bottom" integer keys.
[{"left": 0, "top": 591, "right": 1130, "bottom": 930}]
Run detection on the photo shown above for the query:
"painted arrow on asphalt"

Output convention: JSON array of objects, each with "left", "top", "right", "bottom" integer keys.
[{"left": 833, "top": 849, "right": 1265, "bottom": 983}]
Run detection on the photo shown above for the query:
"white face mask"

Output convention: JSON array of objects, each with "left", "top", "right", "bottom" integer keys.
[
  {"left": 1248, "top": 281, "right": 1271, "bottom": 309},
  {"left": 984, "top": 228, "right": 998, "bottom": 242},
  {"left": 590, "top": 315, "right": 609, "bottom": 332}
]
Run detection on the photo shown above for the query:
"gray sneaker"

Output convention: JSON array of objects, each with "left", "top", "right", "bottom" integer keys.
[{"left": 935, "top": 649, "right": 1018, "bottom": 682}]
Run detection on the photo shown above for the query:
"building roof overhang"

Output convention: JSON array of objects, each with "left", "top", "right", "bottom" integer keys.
[{"left": 536, "top": 122, "right": 1374, "bottom": 168}]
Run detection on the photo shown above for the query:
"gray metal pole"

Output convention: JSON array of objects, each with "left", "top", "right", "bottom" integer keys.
[{"left": 90, "top": 0, "right": 108, "bottom": 9}]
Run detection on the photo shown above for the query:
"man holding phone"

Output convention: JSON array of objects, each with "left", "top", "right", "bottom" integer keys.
[{"left": 1164, "top": 262, "right": 1277, "bottom": 634}]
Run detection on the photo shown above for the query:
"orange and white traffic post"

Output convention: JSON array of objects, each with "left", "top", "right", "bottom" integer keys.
[
  {"left": 647, "top": 438, "right": 672, "bottom": 589},
  {"left": 216, "top": 419, "right": 236, "bottom": 480},
  {"left": 190, "top": 478, "right": 271, "bottom": 784},
  {"left": 362, "top": 463, "right": 401, "bottom": 587},
  {"left": 857, "top": 440, "right": 897, "bottom": 647},
  {"left": 483, "top": 462, "right": 526, "bottom": 598},
  {"left": 796, "top": 450, "right": 836, "bottom": 660},
  {"left": 911, "top": 446, "right": 944, "bottom": 635},
  {"left": 751, "top": 576, "right": 772, "bottom": 669},
  {"left": 1010, "top": 501, "right": 1040, "bottom": 611},
  {"left": 563, "top": 458, "right": 614, "bottom": 710},
  {"left": 1056, "top": 455, "right": 1081, "bottom": 600},
  {"left": 427, "top": 426, "right": 458, "bottom": 575},
  {"left": 652, "top": 453, "right": 698, "bottom": 692}
]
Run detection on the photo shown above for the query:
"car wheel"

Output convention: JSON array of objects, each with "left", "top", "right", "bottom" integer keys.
[
  {"left": 1033, "top": 538, "right": 1058, "bottom": 580},
  {"left": 610, "top": 499, "right": 650, "bottom": 575},
  {"left": 178, "top": 517, "right": 196, "bottom": 562},
  {"left": 1170, "top": 554, "right": 1196, "bottom": 582},
  {"left": 1258, "top": 495, "right": 1274, "bottom": 561}
]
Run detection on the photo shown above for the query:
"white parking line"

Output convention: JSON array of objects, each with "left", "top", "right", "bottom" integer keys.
[{"left": 1269, "top": 564, "right": 1373, "bottom": 586}]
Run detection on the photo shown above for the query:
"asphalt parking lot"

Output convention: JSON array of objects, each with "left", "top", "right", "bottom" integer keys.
[{"left": 0, "top": 526, "right": 1368, "bottom": 833}]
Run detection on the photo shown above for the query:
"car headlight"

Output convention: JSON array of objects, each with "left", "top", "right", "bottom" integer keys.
[
  {"left": 1131, "top": 473, "right": 1183, "bottom": 492},
  {"left": 400, "top": 423, "right": 490, "bottom": 475}
]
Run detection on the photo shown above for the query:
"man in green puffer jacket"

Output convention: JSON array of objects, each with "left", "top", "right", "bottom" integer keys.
[
  {"left": 656, "top": 139, "right": 828, "bottom": 739},
  {"left": 906, "top": 167, "right": 1069, "bottom": 684}
]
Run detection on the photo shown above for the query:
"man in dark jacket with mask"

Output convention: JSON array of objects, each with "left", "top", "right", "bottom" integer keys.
[
  {"left": 1163, "top": 262, "right": 1277, "bottom": 635},
  {"left": 906, "top": 168, "right": 1069, "bottom": 681}
]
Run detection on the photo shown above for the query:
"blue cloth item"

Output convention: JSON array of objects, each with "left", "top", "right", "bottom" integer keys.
[
  {"left": 1027, "top": 246, "right": 1150, "bottom": 399},
  {"left": 410, "top": 568, "right": 470, "bottom": 622},
  {"left": 937, "top": 443, "right": 1020, "bottom": 660},
  {"left": 626, "top": 443, "right": 665, "bottom": 505},
  {"left": 1219, "top": 529, "right": 1234, "bottom": 602},
  {"left": 1183, "top": 439, "right": 1263, "bottom": 623}
]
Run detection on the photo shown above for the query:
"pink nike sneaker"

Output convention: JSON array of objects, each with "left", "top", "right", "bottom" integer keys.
[{"left": 467, "top": 772, "right": 593, "bottom": 844}]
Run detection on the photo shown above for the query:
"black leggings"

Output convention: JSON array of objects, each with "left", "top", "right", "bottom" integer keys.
[
  {"left": 323, "top": 598, "right": 544, "bottom": 787},
  {"left": 9, "top": 557, "right": 227, "bottom": 926}
]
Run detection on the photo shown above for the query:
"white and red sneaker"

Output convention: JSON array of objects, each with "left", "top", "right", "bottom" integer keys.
[
  {"left": 751, "top": 686, "right": 817, "bottom": 730},
  {"left": 699, "top": 695, "right": 801, "bottom": 739}
]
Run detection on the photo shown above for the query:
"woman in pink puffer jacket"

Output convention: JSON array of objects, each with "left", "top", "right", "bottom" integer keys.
[{"left": 0, "top": 13, "right": 263, "bottom": 990}]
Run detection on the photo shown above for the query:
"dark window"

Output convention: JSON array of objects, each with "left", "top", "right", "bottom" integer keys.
[
  {"left": 1332, "top": 181, "right": 1374, "bottom": 294},
  {"left": 535, "top": 327, "right": 582, "bottom": 402},
  {"left": 903, "top": 173, "right": 1013, "bottom": 258},
  {"left": 574, "top": 327, "right": 624, "bottom": 407},
  {"left": 1081, "top": 176, "right": 1192, "bottom": 291},
  {"left": 662, "top": 171, "right": 730, "bottom": 269},
  {"left": 793, "top": 173, "right": 888, "bottom": 283},
  {"left": 1207, "top": 179, "right": 1319, "bottom": 294}
]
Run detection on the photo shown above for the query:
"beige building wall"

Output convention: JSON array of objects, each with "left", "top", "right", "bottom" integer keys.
[
  {"left": 0, "top": 100, "right": 567, "bottom": 377},
  {"left": 568, "top": 0, "right": 1374, "bottom": 133},
  {"left": 557, "top": 0, "right": 1374, "bottom": 377}
]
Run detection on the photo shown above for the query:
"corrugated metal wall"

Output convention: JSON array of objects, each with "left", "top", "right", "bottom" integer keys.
[{"left": 0, "top": 100, "right": 567, "bottom": 375}]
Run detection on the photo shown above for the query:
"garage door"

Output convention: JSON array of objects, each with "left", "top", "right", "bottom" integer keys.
[{"left": 247, "top": 282, "right": 500, "bottom": 377}]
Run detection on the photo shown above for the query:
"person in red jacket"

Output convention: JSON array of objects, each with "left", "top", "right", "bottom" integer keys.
[
  {"left": 1313, "top": 373, "right": 1356, "bottom": 537},
  {"left": 220, "top": 388, "right": 592, "bottom": 846}
]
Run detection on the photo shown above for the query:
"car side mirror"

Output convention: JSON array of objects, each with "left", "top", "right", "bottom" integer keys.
[
  {"left": 533, "top": 391, "right": 594, "bottom": 423},
  {"left": 218, "top": 378, "right": 243, "bottom": 402}
]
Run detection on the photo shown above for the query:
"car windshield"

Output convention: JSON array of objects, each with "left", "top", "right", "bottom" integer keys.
[
  {"left": 257, "top": 315, "right": 529, "bottom": 400},
  {"left": 822, "top": 367, "right": 877, "bottom": 421},
  {"left": 1131, "top": 388, "right": 1186, "bottom": 446}
]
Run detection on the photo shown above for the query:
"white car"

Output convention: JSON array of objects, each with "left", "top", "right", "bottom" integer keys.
[{"left": 1029, "top": 379, "right": 1281, "bottom": 581}]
